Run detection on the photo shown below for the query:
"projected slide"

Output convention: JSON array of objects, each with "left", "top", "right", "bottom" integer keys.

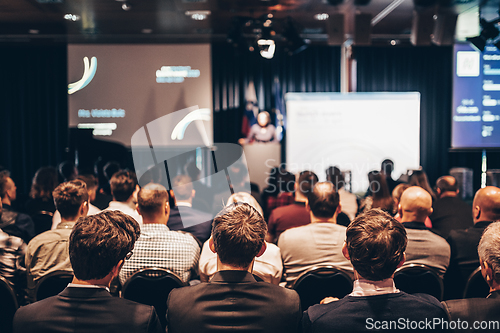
[
  {"left": 68, "top": 44, "right": 212, "bottom": 147},
  {"left": 286, "top": 92, "right": 420, "bottom": 193},
  {"left": 452, "top": 43, "right": 500, "bottom": 148}
]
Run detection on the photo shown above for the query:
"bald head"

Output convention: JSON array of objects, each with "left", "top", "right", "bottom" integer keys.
[
  {"left": 473, "top": 186, "right": 500, "bottom": 223},
  {"left": 399, "top": 186, "right": 433, "bottom": 223},
  {"left": 307, "top": 182, "right": 340, "bottom": 220}
]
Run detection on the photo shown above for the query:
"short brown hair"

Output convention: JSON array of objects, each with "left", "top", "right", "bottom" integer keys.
[
  {"left": 346, "top": 209, "right": 407, "bottom": 281},
  {"left": 308, "top": 182, "right": 340, "bottom": 218},
  {"left": 53, "top": 180, "right": 89, "bottom": 219},
  {"left": 137, "top": 183, "right": 169, "bottom": 215},
  {"left": 69, "top": 211, "right": 140, "bottom": 280},
  {"left": 172, "top": 175, "right": 193, "bottom": 201},
  {"left": 297, "top": 171, "right": 318, "bottom": 196},
  {"left": 0, "top": 170, "right": 11, "bottom": 198},
  {"left": 77, "top": 174, "right": 98, "bottom": 190},
  {"left": 110, "top": 170, "right": 138, "bottom": 202},
  {"left": 212, "top": 203, "right": 267, "bottom": 269}
]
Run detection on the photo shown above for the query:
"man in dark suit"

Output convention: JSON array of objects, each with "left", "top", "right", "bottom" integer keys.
[
  {"left": 442, "top": 222, "right": 500, "bottom": 330},
  {"left": 13, "top": 211, "right": 162, "bottom": 333},
  {"left": 167, "top": 202, "right": 301, "bottom": 333},
  {"left": 167, "top": 175, "right": 213, "bottom": 243},
  {"left": 430, "top": 175, "right": 473, "bottom": 238},
  {"left": 445, "top": 186, "right": 500, "bottom": 300}
]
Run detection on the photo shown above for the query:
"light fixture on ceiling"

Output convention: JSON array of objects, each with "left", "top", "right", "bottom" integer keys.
[
  {"left": 29, "top": 29, "right": 39, "bottom": 34},
  {"left": 467, "top": 18, "right": 500, "bottom": 52},
  {"left": 121, "top": 3, "right": 132, "bottom": 11},
  {"left": 64, "top": 14, "right": 81, "bottom": 21},
  {"left": 258, "top": 39, "right": 275, "bottom": 59},
  {"left": 314, "top": 13, "right": 329, "bottom": 21},
  {"left": 185, "top": 11, "right": 211, "bottom": 21},
  {"left": 142, "top": 28, "right": 153, "bottom": 34}
]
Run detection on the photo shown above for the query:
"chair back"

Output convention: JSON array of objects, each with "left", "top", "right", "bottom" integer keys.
[
  {"left": 394, "top": 264, "right": 444, "bottom": 300},
  {"left": 0, "top": 276, "right": 18, "bottom": 333},
  {"left": 35, "top": 270, "right": 74, "bottom": 301},
  {"left": 32, "top": 210, "right": 53, "bottom": 236},
  {"left": 463, "top": 266, "right": 490, "bottom": 298},
  {"left": 122, "top": 268, "right": 186, "bottom": 329},
  {"left": 292, "top": 266, "right": 353, "bottom": 310}
]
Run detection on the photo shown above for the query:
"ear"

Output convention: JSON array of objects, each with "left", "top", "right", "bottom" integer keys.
[
  {"left": 209, "top": 238, "right": 216, "bottom": 253},
  {"left": 398, "top": 204, "right": 403, "bottom": 218},
  {"left": 481, "top": 259, "right": 494, "bottom": 285},
  {"left": 165, "top": 201, "right": 170, "bottom": 216},
  {"left": 342, "top": 242, "right": 350, "bottom": 260},
  {"left": 428, "top": 207, "right": 433, "bottom": 216},
  {"left": 397, "top": 253, "right": 406, "bottom": 269},
  {"left": 336, "top": 203, "right": 342, "bottom": 215},
  {"left": 191, "top": 189, "right": 196, "bottom": 199},
  {"left": 474, "top": 205, "right": 481, "bottom": 220},
  {"left": 80, "top": 201, "right": 89, "bottom": 217},
  {"left": 112, "top": 259, "right": 125, "bottom": 278},
  {"left": 256, "top": 242, "right": 267, "bottom": 257},
  {"left": 436, "top": 188, "right": 442, "bottom": 196},
  {"left": 305, "top": 199, "right": 310, "bottom": 212}
]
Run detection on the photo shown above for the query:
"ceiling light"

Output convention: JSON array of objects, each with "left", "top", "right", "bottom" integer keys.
[
  {"left": 64, "top": 14, "right": 81, "bottom": 21},
  {"left": 29, "top": 29, "right": 39, "bottom": 34},
  {"left": 185, "top": 11, "right": 211, "bottom": 21},
  {"left": 258, "top": 39, "right": 275, "bottom": 59},
  {"left": 121, "top": 3, "right": 131, "bottom": 11},
  {"left": 142, "top": 29, "right": 152, "bottom": 34},
  {"left": 314, "top": 13, "right": 329, "bottom": 21}
]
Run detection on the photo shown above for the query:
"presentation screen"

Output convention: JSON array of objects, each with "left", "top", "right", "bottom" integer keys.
[
  {"left": 68, "top": 44, "right": 213, "bottom": 147},
  {"left": 452, "top": 43, "right": 500, "bottom": 148},
  {"left": 286, "top": 92, "right": 420, "bottom": 193}
]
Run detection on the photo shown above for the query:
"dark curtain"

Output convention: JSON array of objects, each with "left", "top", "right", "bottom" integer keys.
[
  {"left": 355, "top": 46, "right": 454, "bottom": 185},
  {"left": 212, "top": 43, "right": 341, "bottom": 145},
  {"left": 0, "top": 43, "right": 68, "bottom": 199}
]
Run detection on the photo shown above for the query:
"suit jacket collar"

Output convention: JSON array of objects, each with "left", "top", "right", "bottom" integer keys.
[
  {"left": 402, "top": 221, "right": 428, "bottom": 230},
  {"left": 210, "top": 270, "right": 256, "bottom": 284},
  {"left": 60, "top": 286, "right": 113, "bottom": 299},
  {"left": 474, "top": 221, "right": 493, "bottom": 229}
]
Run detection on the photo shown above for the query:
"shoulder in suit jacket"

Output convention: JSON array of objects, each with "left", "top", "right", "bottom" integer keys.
[
  {"left": 167, "top": 270, "right": 301, "bottom": 333},
  {"left": 13, "top": 286, "right": 162, "bottom": 333}
]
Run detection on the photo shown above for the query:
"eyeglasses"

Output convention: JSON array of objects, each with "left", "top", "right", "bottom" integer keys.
[{"left": 125, "top": 251, "right": 133, "bottom": 260}]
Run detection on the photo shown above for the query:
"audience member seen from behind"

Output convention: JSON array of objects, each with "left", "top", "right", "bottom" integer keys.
[
  {"left": 14, "top": 211, "right": 162, "bottom": 333},
  {"left": 198, "top": 192, "right": 283, "bottom": 284},
  {"left": 25, "top": 166, "right": 58, "bottom": 218},
  {"left": 302, "top": 209, "right": 448, "bottom": 333},
  {"left": 398, "top": 186, "right": 450, "bottom": 278},
  {"left": 266, "top": 171, "right": 318, "bottom": 243},
  {"left": 261, "top": 167, "right": 295, "bottom": 219},
  {"left": 445, "top": 186, "right": 500, "bottom": 300},
  {"left": 58, "top": 161, "right": 78, "bottom": 182},
  {"left": 119, "top": 183, "right": 200, "bottom": 285},
  {"left": 25, "top": 180, "right": 89, "bottom": 301},
  {"left": 278, "top": 182, "right": 353, "bottom": 287},
  {"left": 409, "top": 169, "right": 437, "bottom": 201},
  {"left": 105, "top": 170, "right": 142, "bottom": 225},
  {"left": 360, "top": 171, "right": 394, "bottom": 214},
  {"left": 393, "top": 183, "right": 432, "bottom": 228},
  {"left": 326, "top": 166, "right": 358, "bottom": 221},
  {"left": 167, "top": 202, "right": 301, "bottom": 333},
  {"left": 0, "top": 170, "right": 35, "bottom": 243},
  {"left": 430, "top": 175, "right": 473, "bottom": 238},
  {"left": 442, "top": 222, "right": 500, "bottom": 325}
]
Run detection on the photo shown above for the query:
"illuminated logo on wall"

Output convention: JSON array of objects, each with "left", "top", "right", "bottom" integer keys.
[
  {"left": 156, "top": 66, "right": 200, "bottom": 83},
  {"left": 171, "top": 108, "right": 211, "bottom": 141},
  {"left": 68, "top": 56, "right": 97, "bottom": 95}
]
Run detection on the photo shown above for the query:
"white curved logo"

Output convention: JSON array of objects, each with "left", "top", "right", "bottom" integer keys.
[
  {"left": 68, "top": 56, "right": 97, "bottom": 95},
  {"left": 171, "top": 108, "right": 211, "bottom": 141}
]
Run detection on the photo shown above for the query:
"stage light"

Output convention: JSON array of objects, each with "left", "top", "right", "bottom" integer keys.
[
  {"left": 314, "top": 13, "right": 329, "bottom": 21},
  {"left": 258, "top": 39, "right": 275, "bottom": 59},
  {"left": 121, "top": 2, "right": 131, "bottom": 11}
]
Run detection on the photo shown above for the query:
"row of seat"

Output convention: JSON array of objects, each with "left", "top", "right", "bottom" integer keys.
[{"left": 0, "top": 264, "right": 490, "bottom": 333}]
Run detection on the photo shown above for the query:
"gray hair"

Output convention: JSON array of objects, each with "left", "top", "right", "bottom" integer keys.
[{"left": 478, "top": 222, "right": 500, "bottom": 283}]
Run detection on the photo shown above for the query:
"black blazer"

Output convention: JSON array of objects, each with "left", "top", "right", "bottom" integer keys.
[
  {"left": 13, "top": 286, "right": 162, "bottom": 333},
  {"left": 167, "top": 205, "right": 213, "bottom": 243},
  {"left": 442, "top": 291, "right": 500, "bottom": 332},
  {"left": 167, "top": 270, "right": 302, "bottom": 333}
]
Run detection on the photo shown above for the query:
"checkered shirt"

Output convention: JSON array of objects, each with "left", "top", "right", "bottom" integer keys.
[
  {"left": 0, "top": 228, "right": 26, "bottom": 284},
  {"left": 266, "top": 192, "right": 294, "bottom": 216},
  {"left": 119, "top": 224, "right": 200, "bottom": 285}
]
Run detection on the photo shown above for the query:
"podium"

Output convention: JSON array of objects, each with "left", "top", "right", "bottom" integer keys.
[{"left": 242, "top": 143, "right": 281, "bottom": 192}]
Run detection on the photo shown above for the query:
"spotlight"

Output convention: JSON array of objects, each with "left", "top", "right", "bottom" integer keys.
[
  {"left": 258, "top": 39, "right": 275, "bottom": 59},
  {"left": 121, "top": 3, "right": 131, "bottom": 11}
]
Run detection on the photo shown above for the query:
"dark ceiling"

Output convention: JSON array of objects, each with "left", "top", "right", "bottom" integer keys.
[{"left": 0, "top": 0, "right": 487, "bottom": 45}]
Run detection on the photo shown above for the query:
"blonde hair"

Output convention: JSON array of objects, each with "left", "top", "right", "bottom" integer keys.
[{"left": 226, "top": 192, "right": 264, "bottom": 217}]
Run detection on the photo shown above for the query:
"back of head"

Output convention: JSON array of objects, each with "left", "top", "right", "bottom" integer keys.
[
  {"left": 53, "top": 180, "right": 89, "bottom": 220},
  {"left": 226, "top": 192, "right": 264, "bottom": 217},
  {"left": 137, "top": 183, "right": 169, "bottom": 216},
  {"left": 110, "top": 170, "right": 137, "bottom": 202},
  {"left": 69, "top": 210, "right": 140, "bottom": 281},
  {"left": 59, "top": 161, "right": 77, "bottom": 181},
  {"left": 77, "top": 174, "right": 98, "bottom": 191},
  {"left": 103, "top": 161, "right": 121, "bottom": 181},
  {"left": 172, "top": 175, "right": 193, "bottom": 201},
  {"left": 409, "top": 169, "right": 436, "bottom": 199},
  {"left": 30, "top": 166, "right": 59, "bottom": 200},
  {"left": 346, "top": 209, "right": 407, "bottom": 281},
  {"left": 212, "top": 203, "right": 267, "bottom": 269},
  {"left": 392, "top": 183, "right": 410, "bottom": 203},
  {"left": 478, "top": 222, "right": 500, "bottom": 285},
  {"left": 399, "top": 186, "right": 433, "bottom": 222},
  {"left": 473, "top": 186, "right": 500, "bottom": 222},
  {"left": 381, "top": 159, "right": 394, "bottom": 176},
  {"left": 297, "top": 171, "right": 318, "bottom": 197},
  {"left": 308, "top": 182, "right": 340, "bottom": 218},
  {"left": 326, "top": 166, "right": 345, "bottom": 190},
  {"left": 0, "top": 170, "right": 11, "bottom": 199},
  {"left": 436, "top": 175, "right": 458, "bottom": 194}
]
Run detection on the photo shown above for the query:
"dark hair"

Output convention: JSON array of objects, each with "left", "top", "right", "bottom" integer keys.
[
  {"left": 53, "top": 180, "right": 89, "bottom": 219},
  {"left": 30, "top": 167, "right": 59, "bottom": 200},
  {"left": 58, "top": 161, "right": 77, "bottom": 181},
  {"left": 110, "top": 170, "right": 138, "bottom": 202},
  {"left": 381, "top": 159, "right": 394, "bottom": 175},
  {"left": 137, "top": 183, "right": 169, "bottom": 215},
  {"left": 308, "top": 182, "right": 340, "bottom": 218},
  {"left": 436, "top": 176, "right": 458, "bottom": 193},
  {"left": 77, "top": 174, "right": 98, "bottom": 190},
  {"left": 297, "top": 171, "right": 318, "bottom": 196},
  {"left": 212, "top": 203, "right": 267, "bottom": 269},
  {"left": 0, "top": 170, "right": 11, "bottom": 198},
  {"left": 326, "top": 166, "right": 345, "bottom": 190},
  {"left": 103, "top": 161, "right": 121, "bottom": 181},
  {"left": 409, "top": 169, "right": 436, "bottom": 200},
  {"left": 368, "top": 171, "right": 394, "bottom": 213},
  {"left": 346, "top": 209, "right": 407, "bottom": 281},
  {"left": 172, "top": 175, "right": 193, "bottom": 201},
  {"left": 69, "top": 211, "right": 140, "bottom": 280}
]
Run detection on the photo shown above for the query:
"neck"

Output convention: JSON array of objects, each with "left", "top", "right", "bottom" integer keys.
[
  {"left": 142, "top": 214, "right": 166, "bottom": 225},
  {"left": 2, "top": 198, "right": 11, "bottom": 206},
  {"left": 115, "top": 197, "right": 135, "bottom": 208},
  {"left": 295, "top": 192, "right": 307, "bottom": 203},
  {"left": 60, "top": 217, "right": 78, "bottom": 224},
  {"left": 216, "top": 256, "right": 253, "bottom": 274},
  {"left": 310, "top": 213, "right": 337, "bottom": 224},
  {"left": 439, "top": 191, "right": 457, "bottom": 199},
  {"left": 400, "top": 213, "right": 426, "bottom": 223},
  {"left": 71, "top": 276, "right": 112, "bottom": 289}
]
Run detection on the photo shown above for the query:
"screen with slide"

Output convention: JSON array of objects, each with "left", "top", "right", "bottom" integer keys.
[
  {"left": 452, "top": 43, "right": 500, "bottom": 148},
  {"left": 286, "top": 92, "right": 420, "bottom": 193},
  {"left": 68, "top": 44, "right": 212, "bottom": 147}
]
